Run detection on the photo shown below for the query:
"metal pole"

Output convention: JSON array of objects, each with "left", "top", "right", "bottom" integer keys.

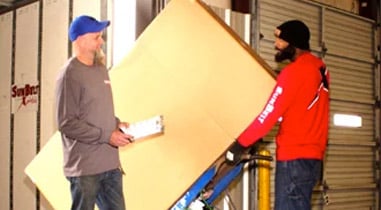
[{"left": 258, "top": 149, "right": 271, "bottom": 210}]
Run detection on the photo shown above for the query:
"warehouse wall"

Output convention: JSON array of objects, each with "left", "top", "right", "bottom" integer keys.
[
  {"left": 0, "top": 0, "right": 117, "bottom": 209},
  {"left": 0, "top": 10, "right": 13, "bottom": 210}
]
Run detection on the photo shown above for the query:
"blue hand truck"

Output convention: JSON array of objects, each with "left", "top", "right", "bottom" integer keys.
[{"left": 171, "top": 150, "right": 273, "bottom": 210}]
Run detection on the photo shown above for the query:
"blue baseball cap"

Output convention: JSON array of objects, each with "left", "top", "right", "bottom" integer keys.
[{"left": 69, "top": 15, "right": 110, "bottom": 41}]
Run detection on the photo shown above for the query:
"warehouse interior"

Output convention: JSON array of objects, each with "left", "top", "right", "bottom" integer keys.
[{"left": 0, "top": 0, "right": 380, "bottom": 210}]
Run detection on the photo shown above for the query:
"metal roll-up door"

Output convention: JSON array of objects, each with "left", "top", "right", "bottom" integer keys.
[
  {"left": 323, "top": 7, "right": 377, "bottom": 210},
  {"left": 256, "top": 0, "right": 378, "bottom": 209}
]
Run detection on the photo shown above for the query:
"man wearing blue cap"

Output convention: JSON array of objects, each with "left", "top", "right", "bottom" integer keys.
[{"left": 56, "top": 15, "right": 132, "bottom": 210}]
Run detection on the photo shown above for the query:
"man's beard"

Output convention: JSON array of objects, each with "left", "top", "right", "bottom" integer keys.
[
  {"left": 274, "top": 45, "right": 296, "bottom": 62},
  {"left": 94, "top": 48, "right": 106, "bottom": 65}
]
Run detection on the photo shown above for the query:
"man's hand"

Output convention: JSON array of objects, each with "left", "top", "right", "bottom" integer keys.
[
  {"left": 109, "top": 122, "right": 134, "bottom": 147},
  {"left": 225, "top": 140, "right": 247, "bottom": 165}
]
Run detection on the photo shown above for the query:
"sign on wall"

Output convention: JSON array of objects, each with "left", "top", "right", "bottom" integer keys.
[{"left": 11, "top": 82, "right": 39, "bottom": 113}]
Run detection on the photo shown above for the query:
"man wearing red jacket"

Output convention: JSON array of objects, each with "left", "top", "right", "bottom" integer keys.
[{"left": 226, "top": 20, "right": 329, "bottom": 210}]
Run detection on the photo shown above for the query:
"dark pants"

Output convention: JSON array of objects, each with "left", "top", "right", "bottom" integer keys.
[
  {"left": 67, "top": 168, "right": 126, "bottom": 210},
  {"left": 274, "top": 159, "right": 322, "bottom": 210}
]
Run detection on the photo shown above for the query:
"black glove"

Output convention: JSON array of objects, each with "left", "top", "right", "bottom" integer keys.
[{"left": 225, "top": 140, "right": 247, "bottom": 165}]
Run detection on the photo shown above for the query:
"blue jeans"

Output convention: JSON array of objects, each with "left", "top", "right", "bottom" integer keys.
[
  {"left": 67, "top": 168, "right": 126, "bottom": 210},
  {"left": 274, "top": 159, "right": 322, "bottom": 210}
]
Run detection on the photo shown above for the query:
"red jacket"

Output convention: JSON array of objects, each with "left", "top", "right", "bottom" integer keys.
[{"left": 237, "top": 52, "right": 329, "bottom": 161}]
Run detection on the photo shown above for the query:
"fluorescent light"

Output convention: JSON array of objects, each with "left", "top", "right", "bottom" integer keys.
[{"left": 333, "top": 114, "right": 362, "bottom": 128}]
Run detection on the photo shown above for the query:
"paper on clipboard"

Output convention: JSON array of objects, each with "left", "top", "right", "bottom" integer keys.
[{"left": 119, "top": 115, "right": 164, "bottom": 141}]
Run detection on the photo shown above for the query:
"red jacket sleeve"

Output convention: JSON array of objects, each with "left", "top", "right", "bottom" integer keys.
[{"left": 236, "top": 66, "right": 301, "bottom": 147}]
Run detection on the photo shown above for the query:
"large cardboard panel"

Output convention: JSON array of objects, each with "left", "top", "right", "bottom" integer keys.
[{"left": 25, "top": 0, "right": 276, "bottom": 209}]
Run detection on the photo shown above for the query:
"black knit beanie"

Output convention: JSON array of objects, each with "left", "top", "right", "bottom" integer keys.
[{"left": 277, "top": 20, "right": 310, "bottom": 50}]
